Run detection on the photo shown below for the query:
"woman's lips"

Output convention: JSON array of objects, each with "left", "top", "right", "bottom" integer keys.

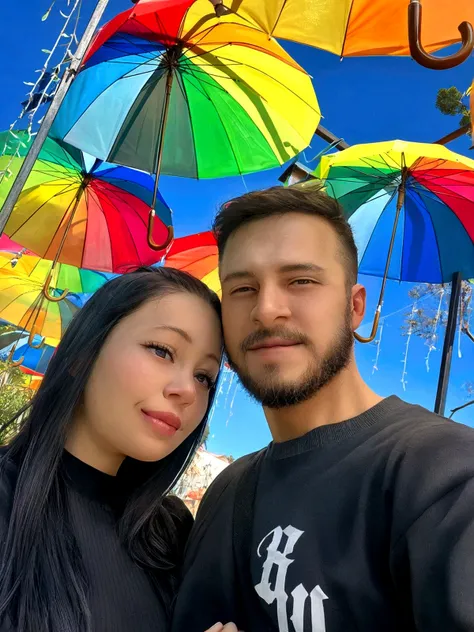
[{"left": 141, "top": 410, "right": 182, "bottom": 438}]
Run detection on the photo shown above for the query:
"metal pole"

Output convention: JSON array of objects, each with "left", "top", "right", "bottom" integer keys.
[
  {"left": 434, "top": 272, "right": 463, "bottom": 416},
  {"left": 314, "top": 125, "right": 349, "bottom": 151},
  {"left": 0, "top": 0, "right": 110, "bottom": 236}
]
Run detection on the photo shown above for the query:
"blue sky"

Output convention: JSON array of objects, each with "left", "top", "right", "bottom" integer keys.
[{"left": 1, "top": 0, "right": 474, "bottom": 457}]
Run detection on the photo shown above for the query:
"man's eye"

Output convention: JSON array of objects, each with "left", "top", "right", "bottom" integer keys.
[
  {"left": 231, "top": 286, "right": 254, "bottom": 294},
  {"left": 292, "top": 279, "right": 315, "bottom": 285}
]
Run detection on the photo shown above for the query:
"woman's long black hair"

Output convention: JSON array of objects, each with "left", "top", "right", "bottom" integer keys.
[{"left": 0, "top": 267, "right": 221, "bottom": 632}]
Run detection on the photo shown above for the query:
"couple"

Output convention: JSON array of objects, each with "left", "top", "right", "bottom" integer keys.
[{"left": 1, "top": 185, "right": 474, "bottom": 632}]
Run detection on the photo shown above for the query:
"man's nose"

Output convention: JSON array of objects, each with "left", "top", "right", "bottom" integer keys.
[{"left": 250, "top": 286, "right": 291, "bottom": 328}]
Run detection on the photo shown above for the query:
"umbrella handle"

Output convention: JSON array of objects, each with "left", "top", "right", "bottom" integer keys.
[
  {"left": 6, "top": 347, "right": 24, "bottom": 368},
  {"left": 354, "top": 306, "right": 382, "bottom": 344},
  {"left": 147, "top": 209, "right": 174, "bottom": 251},
  {"left": 42, "top": 271, "right": 69, "bottom": 302},
  {"left": 28, "top": 331, "right": 45, "bottom": 349},
  {"left": 408, "top": 1, "right": 474, "bottom": 70}
]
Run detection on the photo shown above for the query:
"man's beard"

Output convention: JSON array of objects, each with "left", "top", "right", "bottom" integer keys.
[{"left": 226, "top": 306, "right": 354, "bottom": 409}]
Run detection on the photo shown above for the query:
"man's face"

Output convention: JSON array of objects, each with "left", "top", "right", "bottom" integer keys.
[{"left": 220, "top": 212, "right": 363, "bottom": 408}]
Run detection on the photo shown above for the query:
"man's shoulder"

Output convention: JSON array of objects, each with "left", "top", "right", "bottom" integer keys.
[
  {"left": 193, "top": 450, "right": 263, "bottom": 523},
  {"left": 384, "top": 397, "right": 474, "bottom": 452}
]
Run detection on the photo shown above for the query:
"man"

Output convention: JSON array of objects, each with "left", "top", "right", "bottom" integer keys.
[{"left": 172, "top": 185, "right": 474, "bottom": 631}]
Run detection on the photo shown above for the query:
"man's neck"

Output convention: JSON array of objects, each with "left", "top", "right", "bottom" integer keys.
[{"left": 264, "top": 362, "right": 383, "bottom": 443}]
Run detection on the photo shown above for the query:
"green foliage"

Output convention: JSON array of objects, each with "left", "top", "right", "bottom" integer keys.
[
  {"left": 435, "top": 85, "right": 471, "bottom": 135},
  {"left": 0, "top": 361, "right": 33, "bottom": 444}
]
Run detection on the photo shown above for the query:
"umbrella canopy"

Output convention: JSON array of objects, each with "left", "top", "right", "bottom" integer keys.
[
  {"left": 0, "top": 329, "right": 55, "bottom": 373},
  {"left": 0, "top": 269, "right": 83, "bottom": 346},
  {"left": 316, "top": 140, "right": 474, "bottom": 284},
  {"left": 0, "top": 250, "right": 112, "bottom": 296},
  {"left": 215, "top": 0, "right": 474, "bottom": 65},
  {"left": 50, "top": 0, "right": 320, "bottom": 179},
  {"left": 0, "top": 131, "right": 173, "bottom": 272},
  {"left": 164, "top": 231, "right": 220, "bottom": 295}
]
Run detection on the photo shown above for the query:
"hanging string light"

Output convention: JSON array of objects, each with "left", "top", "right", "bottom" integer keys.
[
  {"left": 372, "top": 319, "right": 384, "bottom": 375},
  {"left": 401, "top": 301, "right": 418, "bottom": 391},
  {"left": 0, "top": 0, "right": 83, "bottom": 185},
  {"left": 425, "top": 287, "right": 445, "bottom": 372}
]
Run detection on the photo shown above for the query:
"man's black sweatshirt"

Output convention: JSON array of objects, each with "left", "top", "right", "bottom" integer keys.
[{"left": 172, "top": 396, "right": 474, "bottom": 631}]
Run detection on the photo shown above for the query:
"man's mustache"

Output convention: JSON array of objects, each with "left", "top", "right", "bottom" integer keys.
[{"left": 240, "top": 328, "right": 310, "bottom": 353}]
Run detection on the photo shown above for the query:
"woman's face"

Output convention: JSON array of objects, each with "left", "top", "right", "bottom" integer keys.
[{"left": 72, "top": 291, "right": 222, "bottom": 470}]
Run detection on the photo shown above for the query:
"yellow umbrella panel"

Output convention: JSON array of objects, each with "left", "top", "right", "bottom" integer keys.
[{"left": 0, "top": 270, "right": 81, "bottom": 346}]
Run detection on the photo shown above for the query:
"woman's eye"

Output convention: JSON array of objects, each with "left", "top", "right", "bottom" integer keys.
[
  {"left": 195, "top": 373, "right": 215, "bottom": 390},
  {"left": 147, "top": 344, "right": 173, "bottom": 361}
]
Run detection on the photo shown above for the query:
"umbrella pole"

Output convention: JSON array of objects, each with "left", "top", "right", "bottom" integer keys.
[
  {"left": 434, "top": 272, "right": 463, "bottom": 416},
  {"left": 43, "top": 178, "right": 90, "bottom": 302},
  {"left": 354, "top": 168, "right": 408, "bottom": 344},
  {"left": 148, "top": 69, "right": 175, "bottom": 251},
  {"left": 0, "top": 0, "right": 110, "bottom": 236}
]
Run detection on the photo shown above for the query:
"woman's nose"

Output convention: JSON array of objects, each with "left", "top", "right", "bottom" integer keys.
[{"left": 163, "top": 374, "right": 196, "bottom": 407}]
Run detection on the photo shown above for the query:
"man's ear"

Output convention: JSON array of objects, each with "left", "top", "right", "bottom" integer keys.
[{"left": 351, "top": 283, "right": 366, "bottom": 331}]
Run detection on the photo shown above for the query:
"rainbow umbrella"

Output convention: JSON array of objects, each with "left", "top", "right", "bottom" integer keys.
[
  {"left": 315, "top": 140, "right": 474, "bottom": 414},
  {"left": 0, "top": 130, "right": 173, "bottom": 271},
  {"left": 0, "top": 269, "right": 84, "bottom": 347},
  {"left": 0, "top": 249, "right": 111, "bottom": 300},
  {"left": 164, "top": 231, "right": 220, "bottom": 295},
  {"left": 212, "top": 0, "right": 474, "bottom": 69},
  {"left": 0, "top": 329, "right": 55, "bottom": 371},
  {"left": 50, "top": 0, "right": 320, "bottom": 215}
]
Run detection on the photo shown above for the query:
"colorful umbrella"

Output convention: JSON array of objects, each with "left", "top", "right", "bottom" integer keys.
[
  {"left": 0, "top": 250, "right": 112, "bottom": 300},
  {"left": 314, "top": 140, "right": 474, "bottom": 342},
  {"left": 50, "top": 0, "right": 320, "bottom": 204},
  {"left": 0, "top": 329, "right": 55, "bottom": 371},
  {"left": 0, "top": 269, "right": 83, "bottom": 347},
  {"left": 212, "top": 0, "right": 474, "bottom": 69},
  {"left": 164, "top": 231, "right": 220, "bottom": 295},
  {"left": 0, "top": 130, "right": 173, "bottom": 271}
]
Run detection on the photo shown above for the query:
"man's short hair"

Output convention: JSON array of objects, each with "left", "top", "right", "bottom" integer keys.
[{"left": 213, "top": 184, "right": 359, "bottom": 286}]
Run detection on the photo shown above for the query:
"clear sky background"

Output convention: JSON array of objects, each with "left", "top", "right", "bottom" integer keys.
[{"left": 1, "top": 0, "right": 473, "bottom": 457}]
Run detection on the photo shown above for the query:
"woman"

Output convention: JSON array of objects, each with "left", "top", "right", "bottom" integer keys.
[{"left": 0, "top": 267, "right": 222, "bottom": 632}]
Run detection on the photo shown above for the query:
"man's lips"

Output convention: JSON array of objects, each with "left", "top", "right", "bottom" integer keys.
[
  {"left": 141, "top": 410, "right": 182, "bottom": 431},
  {"left": 247, "top": 338, "right": 301, "bottom": 351}
]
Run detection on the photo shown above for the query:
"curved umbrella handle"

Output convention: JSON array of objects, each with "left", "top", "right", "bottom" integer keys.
[
  {"left": 147, "top": 209, "right": 174, "bottom": 251},
  {"left": 28, "top": 331, "right": 45, "bottom": 349},
  {"left": 42, "top": 271, "right": 69, "bottom": 302},
  {"left": 354, "top": 307, "right": 382, "bottom": 344},
  {"left": 408, "top": 1, "right": 474, "bottom": 70},
  {"left": 6, "top": 347, "right": 24, "bottom": 368}
]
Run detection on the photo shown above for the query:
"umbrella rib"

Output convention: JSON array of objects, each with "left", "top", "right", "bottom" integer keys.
[
  {"left": 359, "top": 187, "right": 398, "bottom": 272},
  {"left": 404, "top": 186, "right": 444, "bottom": 281},
  {"left": 183, "top": 60, "right": 244, "bottom": 175},
  {"left": 173, "top": 71, "right": 200, "bottom": 179},
  {"left": 186, "top": 48, "right": 319, "bottom": 112}
]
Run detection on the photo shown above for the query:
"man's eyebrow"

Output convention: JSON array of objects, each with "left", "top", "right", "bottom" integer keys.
[
  {"left": 222, "top": 263, "right": 325, "bottom": 284},
  {"left": 221, "top": 270, "right": 255, "bottom": 285},
  {"left": 278, "top": 263, "right": 325, "bottom": 274},
  {"left": 153, "top": 326, "right": 220, "bottom": 366}
]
